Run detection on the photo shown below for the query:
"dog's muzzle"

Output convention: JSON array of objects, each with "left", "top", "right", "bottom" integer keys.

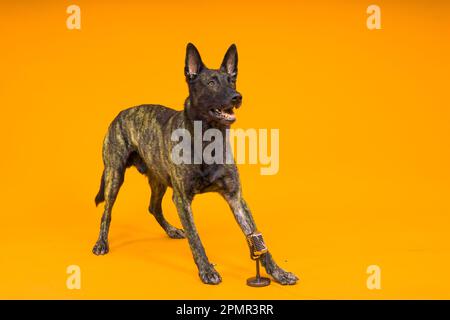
[{"left": 246, "top": 231, "right": 268, "bottom": 260}]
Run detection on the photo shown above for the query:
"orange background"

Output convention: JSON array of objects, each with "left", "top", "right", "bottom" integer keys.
[{"left": 1, "top": 0, "right": 449, "bottom": 299}]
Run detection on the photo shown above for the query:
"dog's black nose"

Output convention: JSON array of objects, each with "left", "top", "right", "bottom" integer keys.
[{"left": 231, "top": 93, "right": 242, "bottom": 105}]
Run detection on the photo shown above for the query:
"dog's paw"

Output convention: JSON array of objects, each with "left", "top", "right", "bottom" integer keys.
[
  {"left": 199, "top": 266, "right": 222, "bottom": 285},
  {"left": 166, "top": 227, "right": 186, "bottom": 239},
  {"left": 92, "top": 239, "right": 109, "bottom": 255},
  {"left": 268, "top": 267, "right": 298, "bottom": 285}
]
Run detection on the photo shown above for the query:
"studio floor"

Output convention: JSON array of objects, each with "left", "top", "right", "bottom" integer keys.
[{"left": 1, "top": 0, "right": 449, "bottom": 299}]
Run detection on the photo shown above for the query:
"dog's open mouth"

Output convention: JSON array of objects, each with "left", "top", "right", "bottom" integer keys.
[{"left": 209, "top": 107, "right": 236, "bottom": 123}]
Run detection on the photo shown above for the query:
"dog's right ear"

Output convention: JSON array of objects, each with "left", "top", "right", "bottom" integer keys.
[{"left": 185, "top": 43, "right": 204, "bottom": 81}]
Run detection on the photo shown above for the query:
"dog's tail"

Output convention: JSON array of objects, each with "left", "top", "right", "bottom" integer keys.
[{"left": 95, "top": 170, "right": 105, "bottom": 206}]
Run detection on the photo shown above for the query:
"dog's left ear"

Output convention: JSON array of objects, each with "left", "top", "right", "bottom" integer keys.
[{"left": 220, "top": 44, "right": 238, "bottom": 79}]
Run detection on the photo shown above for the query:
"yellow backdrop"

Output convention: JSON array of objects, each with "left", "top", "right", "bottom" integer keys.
[{"left": 1, "top": 0, "right": 449, "bottom": 299}]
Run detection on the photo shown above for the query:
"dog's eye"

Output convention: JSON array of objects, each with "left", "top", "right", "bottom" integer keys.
[{"left": 208, "top": 80, "right": 215, "bottom": 87}]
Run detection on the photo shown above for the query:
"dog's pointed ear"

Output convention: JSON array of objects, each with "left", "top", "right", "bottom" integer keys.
[
  {"left": 185, "top": 43, "right": 204, "bottom": 80},
  {"left": 220, "top": 44, "right": 238, "bottom": 79}
]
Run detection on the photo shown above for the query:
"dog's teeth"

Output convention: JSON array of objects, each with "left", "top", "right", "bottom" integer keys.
[{"left": 211, "top": 107, "right": 235, "bottom": 121}]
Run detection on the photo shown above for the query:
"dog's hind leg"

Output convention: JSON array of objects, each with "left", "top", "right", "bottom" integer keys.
[
  {"left": 93, "top": 166, "right": 125, "bottom": 255},
  {"left": 148, "top": 178, "right": 185, "bottom": 239}
]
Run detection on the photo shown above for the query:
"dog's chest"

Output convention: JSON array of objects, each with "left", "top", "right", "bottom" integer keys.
[{"left": 189, "top": 164, "right": 228, "bottom": 194}]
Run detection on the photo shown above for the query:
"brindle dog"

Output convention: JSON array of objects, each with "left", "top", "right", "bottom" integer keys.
[{"left": 93, "top": 43, "right": 298, "bottom": 285}]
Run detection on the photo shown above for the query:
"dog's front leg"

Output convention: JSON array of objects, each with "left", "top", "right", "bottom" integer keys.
[
  {"left": 223, "top": 193, "right": 299, "bottom": 285},
  {"left": 172, "top": 190, "right": 222, "bottom": 285}
]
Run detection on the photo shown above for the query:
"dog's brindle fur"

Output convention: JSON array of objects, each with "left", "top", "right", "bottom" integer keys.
[{"left": 93, "top": 43, "right": 298, "bottom": 285}]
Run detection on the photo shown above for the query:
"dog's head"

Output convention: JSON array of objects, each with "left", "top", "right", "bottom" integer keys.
[{"left": 184, "top": 43, "right": 242, "bottom": 126}]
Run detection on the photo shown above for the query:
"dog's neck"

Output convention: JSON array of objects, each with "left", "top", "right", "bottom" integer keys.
[{"left": 183, "top": 97, "right": 233, "bottom": 167}]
